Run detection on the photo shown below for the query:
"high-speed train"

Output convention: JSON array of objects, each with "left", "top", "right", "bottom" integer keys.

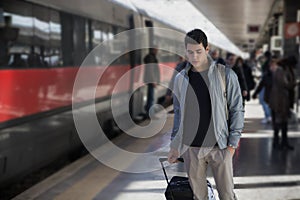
[{"left": 0, "top": 0, "right": 237, "bottom": 186}]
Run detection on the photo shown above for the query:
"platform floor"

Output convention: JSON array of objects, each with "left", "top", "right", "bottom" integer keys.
[{"left": 14, "top": 100, "right": 300, "bottom": 200}]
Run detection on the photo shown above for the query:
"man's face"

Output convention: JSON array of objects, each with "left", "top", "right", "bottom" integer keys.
[
  {"left": 227, "top": 55, "right": 236, "bottom": 67},
  {"left": 186, "top": 43, "right": 209, "bottom": 68},
  {"left": 211, "top": 50, "right": 219, "bottom": 59},
  {"left": 270, "top": 60, "right": 278, "bottom": 72}
]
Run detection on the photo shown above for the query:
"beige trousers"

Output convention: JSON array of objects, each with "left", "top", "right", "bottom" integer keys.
[{"left": 182, "top": 146, "right": 237, "bottom": 200}]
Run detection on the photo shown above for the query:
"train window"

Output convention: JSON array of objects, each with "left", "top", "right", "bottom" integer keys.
[
  {"left": 0, "top": 0, "right": 63, "bottom": 68},
  {"left": 49, "top": 10, "right": 62, "bottom": 67},
  {"left": 92, "top": 21, "right": 108, "bottom": 47},
  {"left": 89, "top": 20, "right": 128, "bottom": 67},
  {"left": 1, "top": 0, "right": 130, "bottom": 69},
  {"left": 155, "top": 37, "right": 182, "bottom": 63},
  {"left": 31, "top": 5, "right": 51, "bottom": 68}
]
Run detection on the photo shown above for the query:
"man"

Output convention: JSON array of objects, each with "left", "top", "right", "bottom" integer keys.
[
  {"left": 143, "top": 47, "right": 160, "bottom": 115},
  {"left": 230, "top": 55, "right": 249, "bottom": 107},
  {"left": 168, "top": 29, "right": 244, "bottom": 200},
  {"left": 210, "top": 48, "right": 226, "bottom": 65},
  {"left": 254, "top": 51, "right": 272, "bottom": 124},
  {"left": 268, "top": 58, "right": 294, "bottom": 150}
]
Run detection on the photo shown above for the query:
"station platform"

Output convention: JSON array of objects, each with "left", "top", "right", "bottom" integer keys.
[{"left": 14, "top": 100, "right": 300, "bottom": 200}]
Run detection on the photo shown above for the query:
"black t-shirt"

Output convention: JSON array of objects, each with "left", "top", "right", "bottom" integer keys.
[{"left": 183, "top": 69, "right": 216, "bottom": 147}]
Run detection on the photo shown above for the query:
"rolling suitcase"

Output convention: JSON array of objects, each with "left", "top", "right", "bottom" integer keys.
[{"left": 159, "top": 158, "right": 215, "bottom": 200}]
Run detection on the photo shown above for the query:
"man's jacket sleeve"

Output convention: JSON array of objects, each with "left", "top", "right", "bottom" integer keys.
[
  {"left": 226, "top": 68, "right": 244, "bottom": 148},
  {"left": 170, "top": 74, "right": 182, "bottom": 151}
]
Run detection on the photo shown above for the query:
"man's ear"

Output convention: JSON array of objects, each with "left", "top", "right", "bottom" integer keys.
[{"left": 206, "top": 44, "right": 210, "bottom": 53}]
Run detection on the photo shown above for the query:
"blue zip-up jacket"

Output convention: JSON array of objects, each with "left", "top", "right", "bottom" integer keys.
[{"left": 170, "top": 56, "right": 244, "bottom": 152}]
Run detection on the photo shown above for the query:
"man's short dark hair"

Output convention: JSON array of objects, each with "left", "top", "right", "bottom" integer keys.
[
  {"left": 149, "top": 48, "right": 157, "bottom": 54},
  {"left": 185, "top": 29, "right": 208, "bottom": 49},
  {"left": 226, "top": 53, "right": 234, "bottom": 60}
]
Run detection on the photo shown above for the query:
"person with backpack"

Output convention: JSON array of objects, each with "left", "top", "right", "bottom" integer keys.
[
  {"left": 268, "top": 58, "right": 294, "bottom": 150},
  {"left": 168, "top": 29, "right": 244, "bottom": 200},
  {"left": 143, "top": 47, "right": 160, "bottom": 116},
  {"left": 229, "top": 56, "right": 248, "bottom": 107}
]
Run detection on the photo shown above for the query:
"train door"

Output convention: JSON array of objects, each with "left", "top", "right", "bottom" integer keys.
[
  {"left": 127, "top": 14, "right": 146, "bottom": 120},
  {"left": 128, "top": 16, "right": 164, "bottom": 120},
  {"left": 143, "top": 20, "right": 168, "bottom": 107}
]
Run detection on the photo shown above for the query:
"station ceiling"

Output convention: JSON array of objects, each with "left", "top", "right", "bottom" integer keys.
[
  {"left": 189, "top": 0, "right": 280, "bottom": 52},
  {"left": 113, "top": 0, "right": 282, "bottom": 55},
  {"left": 29, "top": 0, "right": 282, "bottom": 56}
]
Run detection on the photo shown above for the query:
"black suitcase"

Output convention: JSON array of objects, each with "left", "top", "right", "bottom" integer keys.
[{"left": 159, "top": 158, "right": 215, "bottom": 200}]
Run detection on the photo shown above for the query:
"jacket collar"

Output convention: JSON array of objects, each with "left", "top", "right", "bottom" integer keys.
[{"left": 183, "top": 55, "right": 215, "bottom": 76}]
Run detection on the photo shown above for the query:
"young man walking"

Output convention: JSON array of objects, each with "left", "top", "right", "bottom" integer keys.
[
  {"left": 143, "top": 47, "right": 160, "bottom": 115},
  {"left": 168, "top": 29, "right": 244, "bottom": 200}
]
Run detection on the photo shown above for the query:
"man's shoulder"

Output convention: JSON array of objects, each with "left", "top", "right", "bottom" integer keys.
[
  {"left": 144, "top": 53, "right": 156, "bottom": 62},
  {"left": 174, "top": 67, "right": 188, "bottom": 83},
  {"left": 175, "top": 61, "right": 188, "bottom": 71},
  {"left": 214, "top": 63, "right": 231, "bottom": 76},
  {"left": 215, "top": 63, "right": 238, "bottom": 82},
  {"left": 215, "top": 63, "right": 226, "bottom": 70},
  {"left": 143, "top": 53, "right": 151, "bottom": 60},
  {"left": 175, "top": 68, "right": 186, "bottom": 76}
]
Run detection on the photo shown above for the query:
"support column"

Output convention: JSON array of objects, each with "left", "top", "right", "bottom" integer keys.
[{"left": 283, "top": 0, "right": 300, "bottom": 59}]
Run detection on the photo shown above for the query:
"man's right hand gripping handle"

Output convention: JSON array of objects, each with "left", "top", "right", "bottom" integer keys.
[{"left": 168, "top": 148, "right": 179, "bottom": 163}]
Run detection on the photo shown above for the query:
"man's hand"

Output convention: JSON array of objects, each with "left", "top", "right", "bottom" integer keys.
[
  {"left": 227, "top": 146, "right": 236, "bottom": 156},
  {"left": 168, "top": 148, "right": 179, "bottom": 163},
  {"left": 164, "top": 95, "right": 172, "bottom": 105},
  {"left": 242, "top": 90, "right": 248, "bottom": 97}
]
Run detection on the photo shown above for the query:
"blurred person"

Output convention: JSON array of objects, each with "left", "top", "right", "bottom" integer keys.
[
  {"left": 252, "top": 69, "right": 273, "bottom": 124},
  {"left": 242, "top": 60, "right": 256, "bottom": 99},
  {"left": 278, "top": 56, "right": 297, "bottom": 110},
  {"left": 164, "top": 56, "right": 187, "bottom": 108},
  {"left": 143, "top": 47, "right": 160, "bottom": 116},
  {"left": 28, "top": 45, "right": 42, "bottom": 67},
  {"left": 268, "top": 58, "right": 294, "bottom": 150},
  {"left": 229, "top": 55, "right": 248, "bottom": 107},
  {"left": 211, "top": 48, "right": 226, "bottom": 65},
  {"left": 261, "top": 51, "right": 272, "bottom": 73},
  {"left": 168, "top": 29, "right": 244, "bottom": 200},
  {"left": 252, "top": 51, "right": 272, "bottom": 124},
  {"left": 210, "top": 49, "right": 219, "bottom": 60},
  {"left": 40, "top": 45, "right": 48, "bottom": 67},
  {"left": 226, "top": 53, "right": 236, "bottom": 67},
  {"left": 9, "top": 53, "right": 27, "bottom": 68},
  {"left": 216, "top": 57, "right": 226, "bottom": 65},
  {"left": 0, "top": 16, "right": 19, "bottom": 66}
]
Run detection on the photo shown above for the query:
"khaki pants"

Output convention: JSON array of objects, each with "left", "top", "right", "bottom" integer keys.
[{"left": 182, "top": 146, "right": 237, "bottom": 200}]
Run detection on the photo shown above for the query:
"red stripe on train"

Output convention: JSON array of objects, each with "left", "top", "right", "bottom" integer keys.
[{"left": 0, "top": 62, "right": 177, "bottom": 123}]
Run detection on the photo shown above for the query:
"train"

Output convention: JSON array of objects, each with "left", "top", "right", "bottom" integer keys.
[{"left": 0, "top": 0, "right": 240, "bottom": 187}]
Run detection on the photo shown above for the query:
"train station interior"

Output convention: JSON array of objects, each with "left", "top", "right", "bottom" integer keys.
[{"left": 1, "top": 0, "right": 300, "bottom": 199}]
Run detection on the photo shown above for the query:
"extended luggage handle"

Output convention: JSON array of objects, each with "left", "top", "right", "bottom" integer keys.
[
  {"left": 159, "top": 157, "right": 184, "bottom": 185},
  {"left": 159, "top": 157, "right": 183, "bottom": 163}
]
